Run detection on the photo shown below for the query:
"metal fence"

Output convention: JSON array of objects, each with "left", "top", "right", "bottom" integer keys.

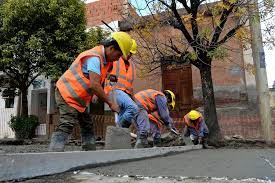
[{"left": 0, "top": 108, "right": 15, "bottom": 139}]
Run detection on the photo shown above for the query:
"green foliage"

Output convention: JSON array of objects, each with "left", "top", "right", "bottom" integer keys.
[
  {"left": 8, "top": 115, "right": 39, "bottom": 139},
  {"left": 79, "top": 27, "right": 109, "bottom": 53},
  {"left": 187, "top": 52, "right": 198, "bottom": 61},
  {"left": 207, "top": 46, "right": 228, "bottom": 60},
  {"left": 0, "top": 0, "right": 87, "bottom": 83}
]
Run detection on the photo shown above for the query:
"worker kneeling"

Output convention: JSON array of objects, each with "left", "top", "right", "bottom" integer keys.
[
  {"left": 134, "top": 89, "right": 177, "bottom": 148},
  {"left": 183, "top": 110, "right": 210, "bottom": 148}
]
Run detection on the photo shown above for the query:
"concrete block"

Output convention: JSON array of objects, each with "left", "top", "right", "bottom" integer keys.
[{"left": 104, "top": 126, "right": 131, "bottom": 150}]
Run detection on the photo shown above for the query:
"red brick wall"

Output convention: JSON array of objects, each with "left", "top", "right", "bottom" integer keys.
[
  {"left": 49, "top": 112, "right": 275, "bottom": 140},
  {"left": 85, "top": 0, "right": 124, "bottom": 27},
  {"left": 192, "top": 39, "right": 245, "bottom": 88},
  {"left": 122, "top": 11, "right": 250, "bottom": 104},
  {"left": 173, "top": 113, "right": 275, "bottom": 140}
]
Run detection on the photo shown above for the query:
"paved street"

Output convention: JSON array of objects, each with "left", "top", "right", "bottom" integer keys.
[{"left": 15, "top": 148, "right": 275, "bottom": 183}]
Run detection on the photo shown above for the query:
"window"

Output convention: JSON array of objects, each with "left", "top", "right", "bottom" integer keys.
[
  {"left": 33, "top": 79, "right": 46, "bottom": 89},
  {"left": 5, "top": 97, "right": 14, "bottom": 108}
]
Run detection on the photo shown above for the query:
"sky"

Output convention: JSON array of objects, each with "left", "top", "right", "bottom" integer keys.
[{"left": 129, "top": 0, "right": 275, "bottom": 87}]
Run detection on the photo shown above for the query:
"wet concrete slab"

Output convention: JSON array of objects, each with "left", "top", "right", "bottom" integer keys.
[
  {"left": 87, "top": 149, "right": 275, "bottom": 181},
  {"left": 0, "top": 145, "right": 201, "bottom": 181}
]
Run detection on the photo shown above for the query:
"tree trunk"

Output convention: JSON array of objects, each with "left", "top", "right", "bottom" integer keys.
[
  {"left": 20, "top": 89, "right": 28, "bottom": 116},
  {"left": 200, "top": 66, "right": 221, "bottom": 144},
  {"left": 16, "top": 91, "right": 22, "bottom": 116}
]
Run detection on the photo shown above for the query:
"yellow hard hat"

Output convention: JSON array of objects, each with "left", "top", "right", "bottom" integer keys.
[
  {"left": 188, "top": 110, "right": 201, "bottom": 120},
  {"left": 111, "top": 32, "right": 133, "bottom": 58},
  {"left": 164, "top": 90, "right": 175, "bottom": 110},
  {"left": 130, "top": 39, "right": 137, "bottom": 54}
]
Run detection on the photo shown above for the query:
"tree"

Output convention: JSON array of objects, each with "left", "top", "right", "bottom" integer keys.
[
  {"left": 126, "top": 0, "right": 275, "bottom": 144},
  {"left": 0, "top": 0, "right": 87, "bottom": 116}
]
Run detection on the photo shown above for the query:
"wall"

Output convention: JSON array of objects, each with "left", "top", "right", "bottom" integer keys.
[
  {"left": 85, "top": 0, "right": 128, "bottom": 28},
  {"left": 133, "top": 66, "right": 163, "bottom": 93},
  {"left": 192, "top": 37, "right": 248, "bottom": 104},
  {"left": 0, "top": 97, "right": 5, "bottom": 109},
  {"left": 126, "top": 22, "right": 251, "bottom": 103}
]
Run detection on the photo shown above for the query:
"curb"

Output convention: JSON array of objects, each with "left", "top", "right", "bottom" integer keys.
[{"left": 0, "top": 145, "right": 202, "bottom": 181}]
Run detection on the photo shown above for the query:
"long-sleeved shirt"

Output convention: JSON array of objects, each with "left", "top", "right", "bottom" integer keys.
[
  {"left": 155, "top": 95, "right": 174, "bottom": 127},
  {"left": 186, "top": 118, "right": 209, "bottom": 137}
]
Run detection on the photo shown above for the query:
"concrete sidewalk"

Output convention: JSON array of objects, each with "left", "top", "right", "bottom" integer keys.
[
  {"left": 88, "top": 149, "right": 275, "bottom": 181},
  {"left": 0, "top": 145, "right": 201, "bottom": 181}
]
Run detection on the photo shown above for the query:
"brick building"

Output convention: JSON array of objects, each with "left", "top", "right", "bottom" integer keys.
[
  {"left": 85, "top": 0, "right": 257, "bottom": 106},
  {"left": 82, "top": 0, "right": 275, "bottom": 140}
]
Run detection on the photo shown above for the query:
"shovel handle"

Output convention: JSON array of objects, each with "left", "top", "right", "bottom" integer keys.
[{"left": 114, "top": 112, "right": 119, "bottom": 126}]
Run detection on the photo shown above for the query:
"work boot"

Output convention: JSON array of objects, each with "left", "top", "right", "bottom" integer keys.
[
  {"left": 134, "top": 134, "right": 148, "bottom": 148},
  {"left": 48, "top": 131, "right": 69, "bottom": 152},
  {"left": 202, "top": 138, "right": 214, "bottom": 149},
  {"left": 81, "top": 133, "right": 96, "bottom": 151},
  {"left": 192, "top": 139, "right": 199, "bottom": 145},
  {"left": 153, "top": 138, "right": 161, "bottom": 147}
]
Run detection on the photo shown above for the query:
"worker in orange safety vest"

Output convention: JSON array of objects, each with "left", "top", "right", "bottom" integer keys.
[
  {"left": 183, "top": 110, "right": 210, "bottom": 148},
  {"left": 134, "top": 89, "right": 177, "bottom": 147},
  {"left": 49, "top": 32, "right": 133, "bottom": 152}
]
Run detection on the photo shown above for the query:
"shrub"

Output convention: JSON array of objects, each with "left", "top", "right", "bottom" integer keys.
[{"left": 8, "top": 115, "right": 39, "bottom": 140}]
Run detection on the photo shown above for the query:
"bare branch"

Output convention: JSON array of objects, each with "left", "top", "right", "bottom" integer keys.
[
  {"left": 210, "top": 3, "right": 234, "bottom": 48},
  {"left": 216, "top": 22, "right": 247, "bottom": 46},
  {"left": 159, "top": 0, "right": 194, "bottom": 44},
  {"left": 190, "top": 0, "right": 200, "bottom": 44},
  {"left": 178, "top": 0, "right": 191, "bottom": 13},
  {"left": 27, "top": 71, "right": 42, "bottom": 87}
]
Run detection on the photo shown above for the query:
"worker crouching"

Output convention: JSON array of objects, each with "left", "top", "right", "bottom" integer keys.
[
  {"left": 134, "top": 89, "right": 177, "bottom": 148},
  {"left": 183, "top": 110, "right": 210, "bottom": 149}
]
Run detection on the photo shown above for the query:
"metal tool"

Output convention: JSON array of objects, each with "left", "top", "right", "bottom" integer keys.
[{"left": 170, "top": 127, "right": 180, "bottom": 136}]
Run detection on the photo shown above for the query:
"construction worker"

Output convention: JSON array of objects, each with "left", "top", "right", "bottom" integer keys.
[
  {"left": 104, "top": 40, "right": 138, "bottom": 128},
  {"left": 49, "top": 32, "right": 133, "bottom": 152},
  {"left": 183, "top": 110, "right": 209, "bottom": 148},
  {"left": 134, "top": 89, "right": 177, "bottom": 147}
]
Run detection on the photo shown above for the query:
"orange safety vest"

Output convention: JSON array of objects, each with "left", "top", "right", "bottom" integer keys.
[
  {"left": 148, "top": 111, "right": 164, "bottom": 130},
  {"left": 56, "top": 45, "right": 112, "bottom": 112},
  {"left": 104, "top": 57, "right": 135, "bottom": 95},
  {"left": 134, "top": 89, "right": 165, "bottom": 113},
  {"left": 183, "top": 114, "right": 203, "bottom": 133}
]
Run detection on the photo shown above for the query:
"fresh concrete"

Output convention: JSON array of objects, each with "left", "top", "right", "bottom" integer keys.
[
  {"left": 0, "top": 145, "right": 201, "bottom": 181},
  {"left": 104, "top": 126, "right": 131, "bottom": 150},
  {"left": 89, "top": 149, "right": 275, "bottom": 181},
  {"left": 20, "top": 172, "right": 271, "bottom": 183}
]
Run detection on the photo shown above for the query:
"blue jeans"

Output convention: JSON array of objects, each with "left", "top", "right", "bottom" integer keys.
[
  {"left": 149, "top": 121, "right": 161, "bottom": 141},
  {"left": 109, "top": 89, "right": 139, "bottom": 126},
  {"left": 184, "top": 122, "right": 209, "bottom": 139},
  {"left": 134, "top": 107, "right": 150, "bottom": 136}
]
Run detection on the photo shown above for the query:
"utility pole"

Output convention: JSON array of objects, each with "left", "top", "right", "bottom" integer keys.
[{"left": 249, "top": 0, "right": 272, "bottom": 143}]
